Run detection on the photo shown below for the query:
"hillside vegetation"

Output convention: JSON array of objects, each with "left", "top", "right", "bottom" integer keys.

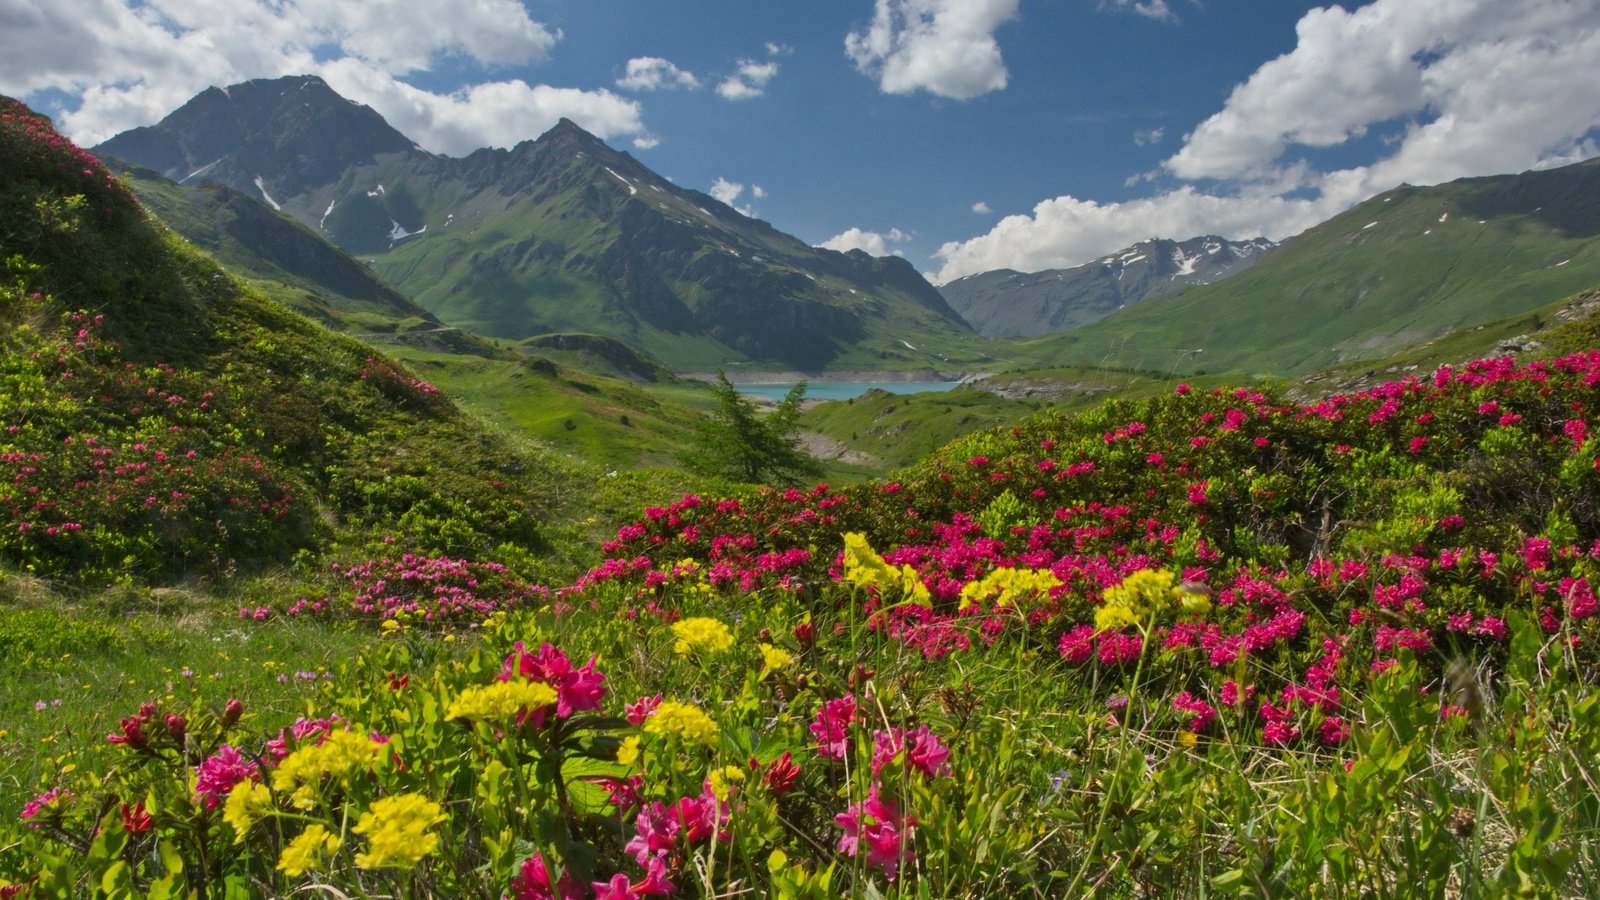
[{"left": 3, "top": 97, "right": 1600, "bottom": 899}]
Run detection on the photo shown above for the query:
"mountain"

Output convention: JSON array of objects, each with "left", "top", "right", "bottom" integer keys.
[
  {"left": 1011, "top": 157, "right": 1600, "bottom": 376},
  {"left": 95, "top": 76, "right": 980, "bottom": 372},
  {"left": 101, "top": 158, "right": 447, "bottom": 334},
  {"left": 940, "top": 235, "right": 1276, "bottom": 337}
]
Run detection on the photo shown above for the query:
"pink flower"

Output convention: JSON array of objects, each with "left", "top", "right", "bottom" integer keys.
[
  {"left": 625, "top": 694, "right": 662, "bottom": 726},
  {"left": 871, "top": 725, "right": 952, "bottom": 778},
  {"left": 193, "top": 744, "right": 258, "bottom": 810},
  {"left": 511, "top": 852, "right": 583, "bottom": 900},
  {"left": 836, "top": 784, "right": 916, "bottom": 880},
  {"left": 592, "top": 854, "right": 674, "bottom": 898},
  {"left": 763, "top": 750, "right": 801, "bottom": 795},
  {"left": 810, "top": 695, "right": 857, "bottom": 759},
  {"left": 500, "top": 642, "right": 608, "bottom": 718},
  {"left": 20, "top": 787, "right": 70, "bottom": 825}
]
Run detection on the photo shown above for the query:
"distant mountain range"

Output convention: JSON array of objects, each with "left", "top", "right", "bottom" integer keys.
[
  {"left": 940, "top": 235, "right": 1277, "bottom": 337},
  {"left": 1010, "top": 156, "right": 1600, "bottom": 375},
  {"left": 95, "top": 76, "right": 977, "bottom": 372}
]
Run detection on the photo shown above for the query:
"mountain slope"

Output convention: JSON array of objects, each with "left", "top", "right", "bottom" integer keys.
[
  {"left": 103, "top": 159, "right": 445, "bottom": 332},
  {"left": 95, "top": 77, "right": 981, "bottom": 372},
  {"left": 1, "top": 95, "right": 582, "bottom": 584},
  {"left": 1013, "top": 157, "right": 1600, "bottom": 375},
  {"left": 942, "top": 235, "right": 1276, "bottom": 337}
]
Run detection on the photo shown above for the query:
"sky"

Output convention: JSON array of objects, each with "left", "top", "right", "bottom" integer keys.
[{"left": 3, "top": 0, "right": 1600, "bottom": 284}]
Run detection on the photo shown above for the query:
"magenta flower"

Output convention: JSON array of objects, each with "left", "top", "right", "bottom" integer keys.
[
  {"left": 625, "top": 693, "right": 662, "bottom": 726},
  {"left": 870, "top": 725, "right": 952, "bottom": 778},
  {"left": 592, "top": 852, "right": 674, "bottom": 898},
  {"left": 836, "top": 784, "right": 916, "bottom": 880},
  {"left": 500, "top": 642, "right": 608, "bottom": 717},
  {"left": 194, "top": 744, "right": 259, "bottom": 810},
  {"left": 20, "top": 786, "right": 70, "bottom": 826},
  {"left": 511, "top": 852, "right": 583, "bottom": 900},
  {"left": 809, "top": 694, "right": 857, "bottom": 759}
]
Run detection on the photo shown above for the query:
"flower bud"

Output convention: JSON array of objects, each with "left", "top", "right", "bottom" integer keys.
[
  {"left": 222, "top": 698, "right": 245, "bottom": 728},
  {"left": 164, "top": 713, "right": 187, "bottom": 742}
]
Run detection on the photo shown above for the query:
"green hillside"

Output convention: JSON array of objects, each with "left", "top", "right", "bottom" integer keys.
[
  {"left": 1014, "top": 159, "right": 1600, "bottom": 376},
  {"left": 0, "top": 96, "right": 584, "bottom": 585}
]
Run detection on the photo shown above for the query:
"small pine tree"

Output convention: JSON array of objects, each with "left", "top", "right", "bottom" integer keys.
[{"left": 683, "top": 372, "right": 824, "bottom": 485}]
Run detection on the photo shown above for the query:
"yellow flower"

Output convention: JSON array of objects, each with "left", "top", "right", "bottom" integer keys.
[
  {"left": 277, "top": 824, "right": 340, "bottom": 878},
  {"left": 445, "top": 680, "right": 558, "bottom": 723},
  {"left": 841, "top": 532, "right": 899, "bottom": 588},
  {"left": 1177, "top": 582, "right": 1212, "bottom": 616},
  {"left": 222, "top": 781, "right": 273, "bottom": 843},
  {"left": 644, "top": 700, "right": 719, "bottom": 747},
  {"left": 672, "top": 617, "right": 733, "bottom": 656},
  {"left": 616, "top": 735, "right": 642, "bottom": 766},
  {"left": 758, "top": 643, "right": 795, "bottom": 673},
  {"left": 958, "top": 566, "right": 1062, "bottom": 610},
  {"left": 707, "top": 764, "right": 745, "bottom": 802},
  {"left": 352, "top": 793, "right": 447, "bottom": 870},
  {"left": 1178, "top": 730, "right": 1199, "bottom": 750},
  {"left": 271, "top": 729, "right": 385, "bottom": 802},
  {"left": 1094, "top": 603, "right": 1141, "bottom": 632},
  {"left": 1096, "top": 568, "right": 1194, "bottom": 630}
]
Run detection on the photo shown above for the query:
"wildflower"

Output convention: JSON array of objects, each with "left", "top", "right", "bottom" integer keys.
[
  {"left": 120, "top": 801, "right": 152, "bottom": 834},
  {"left": 616, "top": 735, "right": 642, "bottom": 766},
  {"left": 872, "top": 725, "right": 952, "bottom": 778},
  {"left": 592, "top": 852, "right": 674, "bottom": 898},
  {"left": 352, "top": 793, "right": 447, "bottom": 870},
  {"left": 277, "top": 824, "right": 340, "bottom": 878},
  {"left": 222, "top": 781, "right": 273, "bottom": 843},
  {"left": 836, "top": 784, "right": 915, "bottom": 880},
  {"left": 272, "top": 730, "right": 384, "bottom": 808},
  {"left": 20, "top": 787, "right": 70, "bottom": 825},
  {"left": 625, "top": 694, "right": 662, "bottom": 725},
  {"left": 512, "top": 852, "right": 584, "bottom": 900},
  {"left": 958, "top": 566, "right": 1062, "bottom": 610},
  {"left": 810, "top": 695, "right": 857, "bottom": 759},
  {"left": 499, "top": 643, "right": 607, "bottom": 716},
  {"left": 446, "top": 680, "right": 559, "bottom": 726},
  {"left": 695, "top": 764, "right": 743, "bottom": 805},
  {"left": 672, "top": 617, "right": 734, "bottom": 655},
  {"left": 758, "top": 643, "right": 795, "bottom": 673},
  {"left": 644, "top": 701, "right": 719, "bottom": 746},
  {"left": 763, "top": 750, "right": 801, "bottom": 795},
  {"left": 195, "top": 744, "right": 259, "bottom": 810}
]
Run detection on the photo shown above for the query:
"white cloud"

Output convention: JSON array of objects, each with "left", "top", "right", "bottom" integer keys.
[
  {"left": 845, "top": 0, "right": 1019, "bottom": 100},
  {"left": 1134, "top": 127, "right": 1165, "bottom": 146},
  {"left": 709, "top": 177, "right": 744, "bottom": 205},
  {"left": 971, "top": 201, "right": 992, "bottom": 214},
  {"left": 716, "top": 60, "right": 779, "bottom": 100},
  {"left": 632, "top": 134, "right": 661, "bottom": 150},
  {"left": 819, "top": 226, "right": 910, "bottom": 257},
  {"left": 935, "top": 0, "right": 1600, "bottom": 283},
  {"left": 765, "top": 42, "right": 794, "bottom": 57},
  {"left": 0, "top": 0, "right": 651, "bottom": 155},
  {"left": 751, "top": 185, "right": 767, "bottom": 199},
  {"left": 616, "top": 56, "right": 699, "bottom": 91},
  {"left": 1100, "top": 1, "right": 1178, "bottom": 23}
]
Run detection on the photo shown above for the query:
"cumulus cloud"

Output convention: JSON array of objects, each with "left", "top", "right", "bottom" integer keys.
[
  {"left": 632, "top": 134, "right": 661, "bottom": 150},
  {"left": 709, "top": 177, "right": 744, "bottom": 206},
  {"left": 765, "top": 42, "right": 794, "bottom": 57},
  {"left": 935, "top": 0, "right": 1600, "bottom": 283},
  {"left": 845, "top": 0, "right": 1019, "bottom": 100},
  {"left": 716, "top": 60, "right": 779, "bottom": 100},
  {"left": 0, "top": 0, "right": 650, "bottom": 155},
  {"left": 616, "top": 56, "right": 699, "bottom": 91},
  {"left": 1100, "top": 1, "right": 1178, "bottom": 23},
  {"left": 819, "top": 226, "right": 911, "bottom": 257},
  {"left": 1134, "top": 127, "right": 1165, "bottom": 146},
  {"left": 971, "top": 201, "right": 992, "bottom": 214},
  {"left": 751, "top": 185, "right": 767, "bottom": 199}
]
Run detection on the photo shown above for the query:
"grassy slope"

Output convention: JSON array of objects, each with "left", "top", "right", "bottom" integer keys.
[{"left": 1010, "top": 165, "right": 1600, "bottom": 377}]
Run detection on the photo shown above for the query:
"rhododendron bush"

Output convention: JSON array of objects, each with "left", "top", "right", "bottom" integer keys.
[{"left": 6, "top": 350, "right": 1600, "bottom": 897}]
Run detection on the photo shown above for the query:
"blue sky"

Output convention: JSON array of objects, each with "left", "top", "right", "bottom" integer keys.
[{"left": 4, "top": 0, "right": 1599, "bottom": 281}]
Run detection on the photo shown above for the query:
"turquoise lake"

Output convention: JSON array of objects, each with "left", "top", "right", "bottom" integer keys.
[{"left": 734, "top": 381, "right": 963, "bottom": 402}]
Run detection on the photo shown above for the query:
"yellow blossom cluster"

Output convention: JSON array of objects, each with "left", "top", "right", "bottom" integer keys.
[
  {"left": 958, "top": 566, "right": 1063, "bottom": 611},
  {"left": 672, "top": 617, "right": 734, "bottom": 655},
  {"left": 271, "top": 730, "right": 385, "bottom": 809},
  {"left": 1095, "top": 569, "right": 1211, "bottom": 632},
  {"left": 445, "top": 679, "right": 558, "bottom": 723},
  {"left": 758, "top": 643, "right": 795, "bottom": 672},
  {"left": 707, "top": 764, "right": 746, "bottom": 801},
  {"left": 644, "top": 700, "right": 720, "bottom": 746},
  {"left": 277, "top": 824, "right": 340, "bottom": 878},
  {"left": 841, "top": 532, "right": 931, "bottom": 604},
  {"left": 352, "top": 793, "right": 448, "bottom": 870},
  {"left": 222, "top": 781, "right": 274, "bottom": 843}
]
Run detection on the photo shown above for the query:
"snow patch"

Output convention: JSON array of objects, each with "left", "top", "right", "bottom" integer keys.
[
  {"left": 899, "top": 340, "right": 918, "bottom": 351},
  {"left": 1423, "top": 229, "right": 1432, "bottom": 235},
  {"left": 180, "top": 159, "right": 223, "bottom": 184},
  {"left": 1555, "top": 259, "right": 1571, "bottom": 267},
  {"left": 319, "top": 199, "right": 336, "bottom": 229},
  {"left": 252, "top": 176, "right": 281, "bottom": 211},
  {"left": 1362, "top": 221, "right": 1378, "bottom": 229},
  {"left": 1171, "top": 250, "right": 1200, "bottom": 277},
  {"left": 367, "top": 184, "right": 386, "bottom": 198},
  {"left": 388, "top": 221, "right": 426, "bottom": 242},
  {"left": 1438, "top": 213, "right": 1449, "bottom": 223},
  {"left": 602, "top": 167, "right": 638, "bottom": 195}
]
